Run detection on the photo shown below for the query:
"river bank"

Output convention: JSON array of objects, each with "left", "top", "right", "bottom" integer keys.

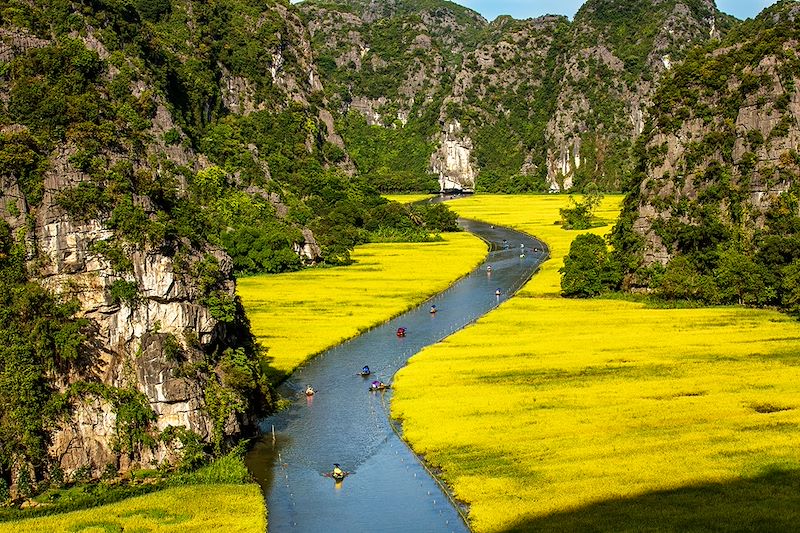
[
  {"left": 247, "top": 218, "right": 547, "bottom": 532},
  {"left": 392, "top": 195, "right": 800, "bottom": 532}
]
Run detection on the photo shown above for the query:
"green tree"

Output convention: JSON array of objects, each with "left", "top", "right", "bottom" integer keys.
[
  {"left": 560, "top": 233, "right": 621, "bottom": 297},
  {"left": 780, "top": 259, "right": 800, "bottom": 316},
  {"left": 714, "top": 248, "right": 771, "bottom": 305},
  {"left": 658, "top": 255, "right": 717, "bottom": 301},
  {"left": 559, "top": 189, "right": 604, "bottom": 230}
]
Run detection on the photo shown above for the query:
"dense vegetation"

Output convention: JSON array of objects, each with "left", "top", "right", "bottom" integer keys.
[
  {"left": 0, "top": 0, "right": 456, "bottom": 273},
  {"left": 301, "top": 0, "right": 730, "bottom": 193},
  {"left": 611, "top": 1, "right": 800, "bottom": 313}
]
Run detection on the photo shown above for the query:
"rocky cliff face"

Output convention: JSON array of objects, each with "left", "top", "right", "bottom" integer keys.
[
  {"left": 301, "top": 0, "right": 734, "bottom": 192},
  {"left": 545, "top": 0, "right": 730, "bottom": 191},
  {"left": 0, "top": 0, "right": 340, "bottom": 482},
  {"left": 430, "top": 120, "right": 477, "bottom": 190},
  {"left": 613, "top": 1, "right": 800, "bottom": 286}
]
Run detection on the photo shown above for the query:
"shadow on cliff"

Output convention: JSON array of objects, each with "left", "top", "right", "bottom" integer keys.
[
  {"left": 500, "top": 468, "right": 800, "bottom": 532},
  {"left": 76, "top": 321, "right": 109, "bottom": 381}
]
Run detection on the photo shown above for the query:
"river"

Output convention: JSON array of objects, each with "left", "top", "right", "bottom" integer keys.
[{"left": 246, "top": 218, "right": 547, "bottom": 532}]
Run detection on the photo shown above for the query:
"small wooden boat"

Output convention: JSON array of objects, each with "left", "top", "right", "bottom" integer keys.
[
  {"left": 369, "top": 381, "right": 390, "bottom": 392},
  {"left": 328, "top": 464, "right": 348, "bottom": 481}
]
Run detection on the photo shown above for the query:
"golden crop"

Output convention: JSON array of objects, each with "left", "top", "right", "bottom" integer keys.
[
  {"left": 2, "top": 485, "right": 266, "bottom": 533},
  {"left": 382, "top": 194, "right": 436, "bottom": 204},
  {"left": 238, "top": 232, "right": 486, "bottom": 375},
  {"left": 392, "top": 194, "right": 800, "bottom": 532}
]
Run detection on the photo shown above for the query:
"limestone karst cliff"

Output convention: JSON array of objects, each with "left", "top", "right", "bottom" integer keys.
[
  {"left": 545, "top": 0, "right": 732, "bottom": 191},
  {"left": 611, "top": 0, "right": 800, "bottom": 307},
  {"left": 0, "top": 0, "right": 356, "bottom": 488},
  {"left": 300, "top": 0, "right": 733, "bottom": 193}
]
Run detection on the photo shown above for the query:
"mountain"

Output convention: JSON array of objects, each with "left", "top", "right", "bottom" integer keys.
[
  {"left": 300, "top": 0, "right": 733, "bottom": 192},
  {"left": 0, "top": 0, "right": 415, "bottom": 490},
  {"left": 612, "top": 0, "right": 800, "bottom": 308},
  {"left": 547, "top": 0, "right": 734, "bottom": 191}
]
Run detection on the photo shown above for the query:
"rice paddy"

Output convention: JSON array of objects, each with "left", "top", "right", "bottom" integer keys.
[
  {"left": 0, "top": 484, "right": 265, "bottom": 533},
  {"left": 238, "top": 231, "right": 486, "bottom": 376},
  {"left": 391, "top": 194, "right": 800, "bottom": 532},
  {"left": 382, "top": 193, "right": 436, "bottom": 204}
]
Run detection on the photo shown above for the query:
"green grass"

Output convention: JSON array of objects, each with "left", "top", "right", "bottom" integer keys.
[{"left": 1, "top": 484, "right": 265, "bottom": 533}]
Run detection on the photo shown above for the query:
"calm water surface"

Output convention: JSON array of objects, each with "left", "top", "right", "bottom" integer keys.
[{"left": 246, "top": 218, "right": 547, "bottom": 532}]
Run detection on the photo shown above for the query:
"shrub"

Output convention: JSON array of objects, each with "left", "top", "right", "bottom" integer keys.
[{"left": 560, "top": 233, "right": 622, "bottom": 297}]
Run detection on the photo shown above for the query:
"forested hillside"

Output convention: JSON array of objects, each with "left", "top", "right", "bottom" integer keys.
[
  {"left": 612, "top": 0, "right": 800, "bottom": 311},
  {"left": 301, "top": 0, "right": 732, "bottom": 192},
  {"left": 0, "top": 0, "right": 454, "bottom": 496}
]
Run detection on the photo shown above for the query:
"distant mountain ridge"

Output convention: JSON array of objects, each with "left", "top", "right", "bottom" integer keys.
[{"left": 301, "top": 0, "right": 736, "bottom": 192}]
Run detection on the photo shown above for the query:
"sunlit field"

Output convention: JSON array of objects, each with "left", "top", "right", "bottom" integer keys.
[
  {"left": 1, "top": 485, "right": 265, "bottom": 533},
  {"left": 239, "top": 232, "right": 486, "bottom": 376},
  {"left": 382, "top": 193, "right": 436, "bottom": 204},
  {"left": 445, "top": 194, "right": 623, "bottom": 296},
  {"left": 392, "top": 194, "right": 800, "bottom": 532}
]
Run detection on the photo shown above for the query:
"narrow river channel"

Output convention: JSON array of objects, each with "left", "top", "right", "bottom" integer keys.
[{"left": 245, "top": 218, "right": 547, "bottom": 532}]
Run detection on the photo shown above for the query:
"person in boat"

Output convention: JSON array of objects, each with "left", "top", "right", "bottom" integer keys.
[
  {"left": 370, "top": 380, "right": 386, "bottom": 391},
  {"left": 361, "top": 365, "right": 370, "bottom": 375},
  {"left": 305, "top": 385, "right": 315, "bottom": 395},
  {"left": 495, "top": 288, "right": 501, "bottom": 296},
  {"left": 396, "top": 327, "right": 406, "bottom": 337},
  {"left": 487, "top": 265, "right": 492, "bottom": 272},
  {"left": 332, "top": 463, "right": 344, "bottom": 479},
  {"left": 430, "top": 304, "right": 437, "bottom": 314}
]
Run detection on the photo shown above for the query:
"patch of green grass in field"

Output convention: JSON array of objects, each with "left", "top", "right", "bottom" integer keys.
[
  {"left": 238, "top": 232, "right": 486, "bottom": 377},
  {"left": 0, "top": 484, "right": 265, "bottom": 533},
  {"left": 392, "top": 194, "right": 800, "bottom": 532}
]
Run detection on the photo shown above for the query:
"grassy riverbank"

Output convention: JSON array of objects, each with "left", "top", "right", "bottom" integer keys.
[
  {"left": 392, "top": 195, "right": 800, "bottom": 532},
  {"left": 2, "top": 484, "right": 265, "bottom": 532},
  {"left": 238, "top": 231, "right": 486, "bottom": 376},
  {"left": 0, "top": 454, "right": 266, "bottom": 532}
]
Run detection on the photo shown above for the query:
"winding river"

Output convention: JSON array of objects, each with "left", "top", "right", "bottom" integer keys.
[{"left": 246, "top": 218, "right": 547, "bottom": 532}]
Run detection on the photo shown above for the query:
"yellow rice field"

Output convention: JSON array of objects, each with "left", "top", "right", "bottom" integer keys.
[
  {"left": 392, "top": 194, "right": 800, "bottom": 532},
  {"left": 445, "top": 194, "right": 623, "bottom": 296},
  {"left": 382, "top": 193, "right": 436, "bottom": 204},
  {"left": 238, "top": 232, "right": 486, "bottom": 376},
  {"left": 0, "top": 485, "right": 265, "bottom": 533}
]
